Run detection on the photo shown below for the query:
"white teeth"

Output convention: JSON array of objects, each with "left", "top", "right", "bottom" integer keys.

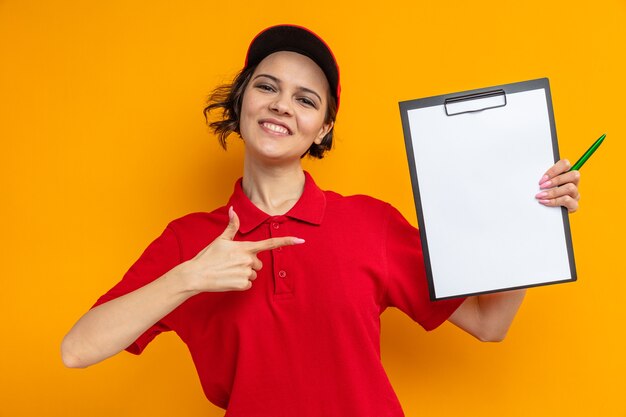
[{"left": 262, "top": 122, "right": 289, "bottom": 134}]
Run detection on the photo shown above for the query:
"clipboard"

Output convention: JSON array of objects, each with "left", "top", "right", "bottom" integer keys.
[{"left": 399, "top": 78, "right": 576, "bottom": 300}]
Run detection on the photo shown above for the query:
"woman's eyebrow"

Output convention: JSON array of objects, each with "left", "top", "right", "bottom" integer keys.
[
  {"left": 253, "top": 73, "right": 279, "bottom": 83},
  {"left": 253, "top": 73, "right": 323, "bottom": 103}
]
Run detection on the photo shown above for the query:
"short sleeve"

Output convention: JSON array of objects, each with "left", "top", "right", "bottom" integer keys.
[
  {"left": 92, "top": 226, "right": 182, "bottom": 354},
  {"left": 382, "top": 204, "right": 465, "bottom": 330}
]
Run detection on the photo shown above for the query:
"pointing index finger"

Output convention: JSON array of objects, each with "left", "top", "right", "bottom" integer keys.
[{"left": 247, "top": 237, "right": 305, "bottom": 254}]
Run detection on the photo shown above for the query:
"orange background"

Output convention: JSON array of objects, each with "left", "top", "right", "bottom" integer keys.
[{"left": 2, "top": 1, "right": 625, "bottom": 416}]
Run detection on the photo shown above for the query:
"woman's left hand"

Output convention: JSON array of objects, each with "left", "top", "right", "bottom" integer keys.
[{"left": 535, "top": 159, "right": 581, "bottom": 213}]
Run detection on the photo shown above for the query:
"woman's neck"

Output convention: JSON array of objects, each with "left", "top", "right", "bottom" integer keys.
[{"left": 242, "top": 158, "right": 306, "bottom": 216}]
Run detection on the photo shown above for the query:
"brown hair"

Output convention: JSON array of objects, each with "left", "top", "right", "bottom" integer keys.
[{"left": 203, "top": 65, "right": 337, "bottom": 159}]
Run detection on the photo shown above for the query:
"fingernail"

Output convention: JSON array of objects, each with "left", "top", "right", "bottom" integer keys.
[
  {"left": 293, "top": 238, "right": 305, "bottom": 244},
  {"left": 539, "top": 175, "right": 549, "bottom": 185},
  {"left": 535, "top": 191, "right": 548, "bottom": 199},
  {"left": 539, "top": 199, "right": 551, "bottom": 205},
  {"left": 228, "top": 206, "right": 234, "bottom": 220},
  {"left": 539, "top": 180, "right": 552, "bottom": 189}
]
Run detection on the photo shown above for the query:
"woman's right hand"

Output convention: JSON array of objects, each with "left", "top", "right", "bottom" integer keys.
[{"left": 178, "top": 207, "right": 304, "bottom": 293}]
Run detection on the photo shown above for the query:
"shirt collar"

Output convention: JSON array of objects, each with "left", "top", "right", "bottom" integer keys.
[{"left": 227, "top": 171, "right": 326, "bottom": 235}]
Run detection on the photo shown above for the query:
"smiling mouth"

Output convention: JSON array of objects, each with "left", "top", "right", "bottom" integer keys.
[{"left": 259, "top": 121, "right": 292, "bottom": 135}]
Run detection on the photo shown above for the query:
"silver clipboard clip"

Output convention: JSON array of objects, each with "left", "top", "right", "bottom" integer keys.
[{"left": 444, "top": 89, "right": 507, "bottom": 116}]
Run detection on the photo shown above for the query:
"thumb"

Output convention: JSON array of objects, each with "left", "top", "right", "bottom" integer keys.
[{"left": 220, "top": 206, "right": 240, "bottom": 240}]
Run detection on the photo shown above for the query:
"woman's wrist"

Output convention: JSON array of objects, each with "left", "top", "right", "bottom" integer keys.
[{"left": 165, "top": 260, "right": 204, "bottom": 299}]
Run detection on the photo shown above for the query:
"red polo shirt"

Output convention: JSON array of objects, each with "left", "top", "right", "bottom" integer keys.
[{"left": 94, "top": 172, "right": 465, "bottom": 416}]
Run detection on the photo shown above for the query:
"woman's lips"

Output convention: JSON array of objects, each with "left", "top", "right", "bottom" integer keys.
[{"left": 259, "top": 119, "right": 292, "bottom": 135}]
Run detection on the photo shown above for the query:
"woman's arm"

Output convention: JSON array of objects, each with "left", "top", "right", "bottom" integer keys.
[
  {"left": 446, "top": 159, "right": 580, "bottom": 341},
  {"left": 61, "top": 266, "right": 196, "bottom": 368},
  {"left": 448, "top": 290, "right": 526, "bottom": 342},
  {"left": 61, "top": 208, "right": 302, "bottom": 368}
]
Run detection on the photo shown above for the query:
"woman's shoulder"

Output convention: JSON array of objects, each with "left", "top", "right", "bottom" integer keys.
[
  {"left": 164, "top": 206, "right": 230, "bottom": 236},
  {"left": 324, "top": 189, "right": 393, "bottom": 214}
]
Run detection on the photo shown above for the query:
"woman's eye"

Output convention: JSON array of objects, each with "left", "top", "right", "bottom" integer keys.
[
  {"left": 299, "top": 97, "right": 317, "bottom": 108},
  {"left": 256, "top": 84, "right": 275, "bottom": 92}
]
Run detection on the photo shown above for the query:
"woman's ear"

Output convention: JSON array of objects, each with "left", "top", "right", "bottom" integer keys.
[{"left": 314, "top": 121, "right": 334, "bottom": 145}]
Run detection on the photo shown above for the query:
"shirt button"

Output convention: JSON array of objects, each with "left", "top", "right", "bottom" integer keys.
[
  {"left": 278, "top": 270, "right": 287, "bottom": 278},
  {"left": 276, "top": 246, "right": 283, "bottom": 252},
  {"left": 272, "top": 222, "right": 280, "bottom": 229}
]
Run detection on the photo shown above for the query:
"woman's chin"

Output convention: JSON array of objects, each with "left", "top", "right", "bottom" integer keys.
[{"left": 245, "top": 142, "right": 308, "bottom": 164}]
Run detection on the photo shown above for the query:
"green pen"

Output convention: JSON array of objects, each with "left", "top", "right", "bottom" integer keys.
[{"left": 569, "top": 133, "right": 606, "bottom": 171}]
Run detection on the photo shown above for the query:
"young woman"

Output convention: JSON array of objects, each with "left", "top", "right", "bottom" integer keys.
[{"left": 61, "top": 25, "right": 581, "bottom": 416}]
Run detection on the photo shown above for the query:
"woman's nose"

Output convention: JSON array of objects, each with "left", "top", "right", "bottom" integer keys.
[{"left": 270, "top": 94, "right": 292, "bottom": 115}]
